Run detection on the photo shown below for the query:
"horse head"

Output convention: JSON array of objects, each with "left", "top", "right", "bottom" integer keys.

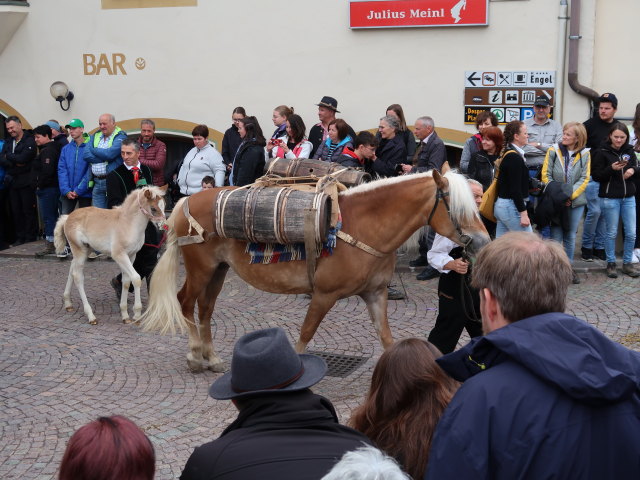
[
  {"left": 431, "top": 169, "right": 490, "bottom": 257},
  {"left": 140, "top": 186, "right": 167, "bottom": 228}
]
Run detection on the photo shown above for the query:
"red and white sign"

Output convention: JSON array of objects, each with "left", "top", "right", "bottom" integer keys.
[{"left": 350, "top": 0, "right": 488, "bottom": 29}]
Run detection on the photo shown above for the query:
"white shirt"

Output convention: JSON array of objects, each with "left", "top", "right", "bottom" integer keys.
[{"left": 427, "top": 233, "right": 457, "bottom": 274}]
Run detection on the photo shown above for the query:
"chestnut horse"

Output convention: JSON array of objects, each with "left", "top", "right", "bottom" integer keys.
[
  {"left": 141, "top": 169, "right": 490, "bottom": 372},
  {"left": 53, "top": 186, "right": 167, "bottom": 325}
]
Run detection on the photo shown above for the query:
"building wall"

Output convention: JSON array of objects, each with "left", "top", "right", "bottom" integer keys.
[{"left": 0, "top": 0, "right": 636, "bottom": 144}]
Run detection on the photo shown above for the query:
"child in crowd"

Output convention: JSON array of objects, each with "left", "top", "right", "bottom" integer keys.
[{"left": 201, "top": 176, "right": 215, "bottom": 190}]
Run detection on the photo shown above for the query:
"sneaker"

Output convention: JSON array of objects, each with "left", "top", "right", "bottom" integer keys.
[
  {"left": 580, "top": 247, "right": 593, "bottom": 262},
  {"left": 633, "top": 248, "right": 640, "bottom": 263},
  {"left": 621, "top": 263, "right": 640, "bottom": 278},
  {"left": 409, "top": 256, "right": 429, "bottom": 268},
  {"left": 606, "top": 262, "right": 618, "bottom": 279},
  {"left": 88, "top": 251, "right": 104, "bottom": 260},
  {"left": 572, "top": 271, "right": 581, "bottom": 284},
  {"left": 57, "top": 245, "right": 71, "bottom": 259},
  {"left": 387, "top": 286, "right": 405, "bottom": 300},
  {"left": 593, "top": 249, "right": 606, "bottom": 261}
]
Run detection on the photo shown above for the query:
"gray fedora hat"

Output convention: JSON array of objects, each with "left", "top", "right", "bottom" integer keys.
[
  {"left": 209, "top": 327, "right": 328, "bottom": 400},
  {"left": 316, "top": 96, "right": 340, "bottom": 113}
]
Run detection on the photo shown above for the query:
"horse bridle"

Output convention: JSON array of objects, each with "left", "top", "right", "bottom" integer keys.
[
  {"left": 426, "top": 186, "right": 473, "bottom": 252},
  {"left": 137, "top": 189, "right": 166, "bottom": 223}
]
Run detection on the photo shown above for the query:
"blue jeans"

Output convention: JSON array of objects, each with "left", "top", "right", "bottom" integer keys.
[
  {"left": 581, "top": 179, "right": 606, "bottom": 249},
  {"left": 550, "top": 205, "right": 585, "bottom": 264},
  {"left": 495, "top": 197, "right": 533, "bottom": 238},
  {"left": 36, "top": 187, "right": 60, "bottom": 240},
  {"left": 92, "top": 178, "right": 107, "bottom": 209},
  {"left": 601, "top": 196, "right": 636, "bottom": 264}
]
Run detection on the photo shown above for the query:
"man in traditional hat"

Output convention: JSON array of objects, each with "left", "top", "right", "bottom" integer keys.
[
  {"left": 309, "top": 96, "right": 340, "bottom": 158},
  {"left": 180, "top": 327, "right": 371, "bottom": 480}
]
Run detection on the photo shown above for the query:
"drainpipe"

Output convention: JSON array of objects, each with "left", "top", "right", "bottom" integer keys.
[
  {"left": 555, "top": 0, "right": 569, "bottom": 122},
  {"left": 567, "top": 0, "right": 599, "bottom": 116}
]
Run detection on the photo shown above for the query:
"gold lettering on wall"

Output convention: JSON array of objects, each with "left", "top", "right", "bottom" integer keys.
[
  {"left": 102, "top": 0, "right": 196, "bottom": 9},
  {"left": 83, "top": 54, "right": 128, "bottom": 75}
]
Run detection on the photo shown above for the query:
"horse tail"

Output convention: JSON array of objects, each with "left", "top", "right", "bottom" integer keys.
[
  {"left": 53, "top": 215, "right": 69, "bottom": 254},
  {"left": 140, "top": 205, "right": 187, "bottom": 335}
]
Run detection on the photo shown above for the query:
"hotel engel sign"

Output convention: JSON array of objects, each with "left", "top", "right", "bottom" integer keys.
[{"left": 349, "top": 0, "right": 489, "bottom": 29}]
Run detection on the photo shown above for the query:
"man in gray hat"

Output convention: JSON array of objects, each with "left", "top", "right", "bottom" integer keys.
[
  {"left": 309, "top": 96, "right": 341, "bottom": 158},
  {"left": 180, "top": 327, "right": 371, "bottom": 480}
]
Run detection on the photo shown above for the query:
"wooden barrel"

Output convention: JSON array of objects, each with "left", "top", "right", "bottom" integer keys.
[
  {"left": 267, "top": 158, "right": 371, "bottom": 187},
  {"left": 214, "top": 186, "right": 331, "bottom": 244}
]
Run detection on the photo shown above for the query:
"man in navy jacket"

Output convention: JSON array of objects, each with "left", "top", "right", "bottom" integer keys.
[{"left": 425, "top": 231, "right": 640, "bottom": 480}]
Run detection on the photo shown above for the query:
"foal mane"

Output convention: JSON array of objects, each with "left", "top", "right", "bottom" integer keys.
[
  {"left": 120, "top": 185, "right": 165, "bottom": 209},
  {"left": 341, "top": 170, "right": 478, "bottom": 226}
]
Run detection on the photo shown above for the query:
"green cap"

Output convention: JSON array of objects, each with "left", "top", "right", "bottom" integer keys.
[{"left": 65, "top": 118, "right": 84, "bottom": 128}]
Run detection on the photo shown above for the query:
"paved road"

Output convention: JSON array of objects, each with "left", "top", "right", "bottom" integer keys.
[{"left": 0, "top": 253, "right": 639, "bottom": 479}]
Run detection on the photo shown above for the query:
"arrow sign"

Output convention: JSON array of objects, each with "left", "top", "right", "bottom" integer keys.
[{"left": 466, "top": 71, "right": 481, "bottom": 87}]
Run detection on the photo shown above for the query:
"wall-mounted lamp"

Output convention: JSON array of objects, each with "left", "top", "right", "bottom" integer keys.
[{"left": 50, "top": 81, "right": 74, "bottom": 111}]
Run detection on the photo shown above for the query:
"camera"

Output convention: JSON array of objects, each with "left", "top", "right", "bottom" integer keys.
[{"left": 272, "top": 138, "right": 282, "bottom": 146}]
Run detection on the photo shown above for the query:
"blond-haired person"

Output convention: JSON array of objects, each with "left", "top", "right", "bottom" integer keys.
[{"left": 541, "top": 122, "right": 590, "bottom": 283}]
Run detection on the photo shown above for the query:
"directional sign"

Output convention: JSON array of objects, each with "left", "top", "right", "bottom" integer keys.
[
  {"left": 464, "top": 88, "right": 555, "bottom": 106},
  {"left": 465, "top": 70, "right": 555, "bottom": 88},
  {"left": 464, "top": 70, "right": 556, "bottom": 124}
]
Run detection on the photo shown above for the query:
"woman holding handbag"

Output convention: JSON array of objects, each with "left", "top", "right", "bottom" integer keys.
[
  {"left": 540, "top": 122, "right": 590, "bottom": 283},
  {"left": 493, "top": 121, "right": 532, "bottom": 237}
]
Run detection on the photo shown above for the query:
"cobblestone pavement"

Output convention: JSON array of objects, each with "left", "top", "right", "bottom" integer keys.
[{"left": 1, "top": 251, "right": 639, "bottom": 479}]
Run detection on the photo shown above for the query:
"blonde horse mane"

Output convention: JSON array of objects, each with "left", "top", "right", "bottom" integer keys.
[{"left": 342, "top": 170, "right": 479, "bottom": 227}]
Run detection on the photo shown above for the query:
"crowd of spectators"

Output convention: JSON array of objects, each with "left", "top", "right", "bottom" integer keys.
[{"left": 1, "top": 92, "right": 639, "bottom": 278}]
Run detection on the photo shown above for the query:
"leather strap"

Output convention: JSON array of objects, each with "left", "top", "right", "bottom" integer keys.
[
  {"left": 336, "top": 230, "right": 386, "bottom": 258},
  {"left": 304, "top": 208, "right": 318, "bottom": 287},
  {"left": 177, "top": 197, "right": 206, "bottom": 246}
]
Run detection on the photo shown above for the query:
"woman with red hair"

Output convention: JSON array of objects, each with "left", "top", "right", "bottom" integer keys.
[
  {"left": 349, "top": 339, "right": 459, "bottom": 480},
  {"left": 59, "top": 415, "right": 155, "bottom": 480},
  {"left": 467, "top": 126, "right": 504, "bottom": 191}
]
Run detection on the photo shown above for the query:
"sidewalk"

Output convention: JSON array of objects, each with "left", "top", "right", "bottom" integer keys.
[{"left": 2, "top": 239, "right": 611, "bottom": 274}]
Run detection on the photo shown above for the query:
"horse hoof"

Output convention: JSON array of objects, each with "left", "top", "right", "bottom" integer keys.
[
  {"left": 89, "top": 319, "right": 98, "bottom": 325},
  {"left": 122, "top": 318, "right": 133, "bottom": 324},
  {"left": 65, "top": 306, "right": 74, "bottom": 312},
  {"left": 207, "top": 361, "right": 225, "bottom": 373},
  {"left": 187, "top": 359, "right": 204, "bottom": 373}
]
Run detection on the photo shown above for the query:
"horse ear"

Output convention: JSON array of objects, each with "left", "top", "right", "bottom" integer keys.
[
  {"left": 432, "top": 169, "right": 448, "bottom": 190},
  {"left": 144, "top": 189, "right": 152, "bottom": 199},
  {"left": 160, "top": 184, "right": 169, "bottom": 193},
  {"left": 441, "top": 161, "right": 451, "bottom": 175}
]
